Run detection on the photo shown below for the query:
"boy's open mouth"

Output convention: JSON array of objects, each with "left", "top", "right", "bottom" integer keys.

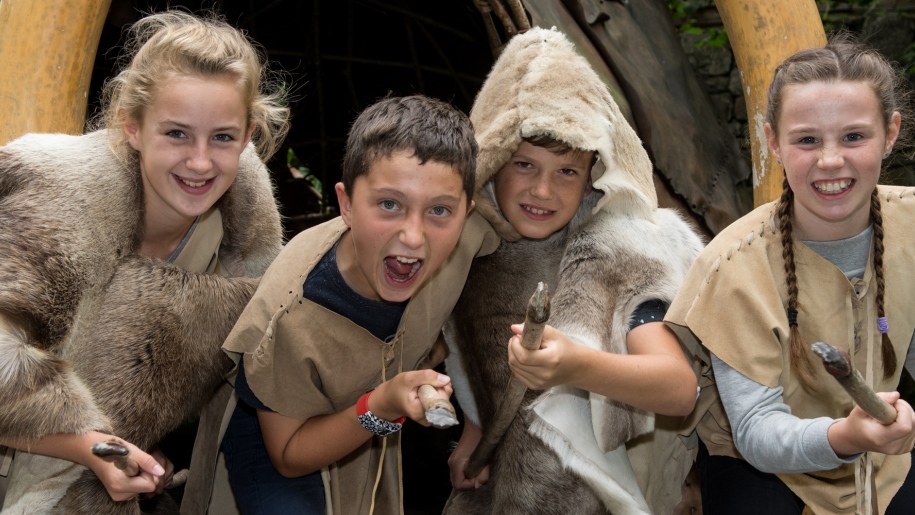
[{"left": 384, "top": 256, "right": 423, "bottom": 283}]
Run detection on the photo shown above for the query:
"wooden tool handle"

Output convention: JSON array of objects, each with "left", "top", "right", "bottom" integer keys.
[
  {"left": 91, "top": 440, "right": 140, "bottom": 477},
  {"left": 464, "top": 282, "right": 551, "bottom": 479},
  {"left": 419, "top": 384, "right": 458, "bottom": 428},
  {"left": 811, "top": 342, "right": 896, "bottom": 425}
]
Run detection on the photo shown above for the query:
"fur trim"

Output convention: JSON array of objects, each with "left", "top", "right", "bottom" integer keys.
[
  {"left": 444, "top": 207, "right": 703, "bottom": 514},
  {"left": 542, "top": 208, "right": 704, "bottom": 451},
  {"left": 527, "top": 399, "right": 650, "bottom": 515},
  {"left": 525, "top": 208, "right": 703, "bottom": 514},
  {"left": 0, "top": 130, "right": 281, "bottom": 514},
  {"left": 470, "top": 27, "right": 657, "bottom": 241}
]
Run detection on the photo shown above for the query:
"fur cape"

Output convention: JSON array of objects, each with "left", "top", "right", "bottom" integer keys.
[
  {"left": 443, "top": 28, "right": 703, "bottom": 514},
  {"left": 0, "top": 130, "right": 282, "bottom": 514}
]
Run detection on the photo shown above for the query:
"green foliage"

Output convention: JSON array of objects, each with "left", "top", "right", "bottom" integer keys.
[
  {"left": 819, "top": 0, "right": 881, "bottom": 32},
  {"left": 668, "top": 0, "right": 729, "bottom": 48},
  {"left": 903, "top": 42, "right": 915, "bottom": 76},
  {"left": 287, "top": 148, "right": 325, "bottom": 208}
]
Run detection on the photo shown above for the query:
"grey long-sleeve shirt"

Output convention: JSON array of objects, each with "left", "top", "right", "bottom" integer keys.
[{"left": 712, "top": 225, "right": 915, "bottom": 474}]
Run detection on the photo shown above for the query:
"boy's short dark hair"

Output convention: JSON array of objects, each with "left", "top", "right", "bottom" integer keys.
[
  {"left": 342, "top": 95, "right": 476, "bottom": 204},
  {"left": 524, "top": 134, "right": 598, "bottom": 169}
]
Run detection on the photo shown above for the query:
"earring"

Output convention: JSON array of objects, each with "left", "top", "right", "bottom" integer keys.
[
  {"left": 776, "top": 159, "right": 781, "bottom": 166},
  {"left": 884, "top": 152, "right": 890, "bottom": 159}
]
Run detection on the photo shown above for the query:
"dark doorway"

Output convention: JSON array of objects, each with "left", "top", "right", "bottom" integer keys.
[{"left": 92, "top": 0, "right": 496, "bottom": 238}]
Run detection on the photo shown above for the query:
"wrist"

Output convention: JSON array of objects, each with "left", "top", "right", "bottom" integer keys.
[
  {"left": 357, "top": 391, "right": 405, "bottom": 437},
  {"left": 564, "top": 344, "right": 595, "bottom": 389},
  {"left": 827, "top": 418, "right": 861, "bottom": 458},
  {"left": 364, "top": 388, "right": 404, "bottom": 423}
]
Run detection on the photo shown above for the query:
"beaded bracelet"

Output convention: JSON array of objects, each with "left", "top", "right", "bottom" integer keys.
[{"left": 356, "top": 390, "right": 406, "bottom": 437}]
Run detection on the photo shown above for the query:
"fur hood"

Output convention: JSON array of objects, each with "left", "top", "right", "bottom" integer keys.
[{"left": 470, "top": 27, "right": 658, "bottom": 241}]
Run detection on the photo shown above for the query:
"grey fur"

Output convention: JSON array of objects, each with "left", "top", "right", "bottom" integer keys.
[{"left": 444, "top": 206, "right": 703, "bottom": 515}]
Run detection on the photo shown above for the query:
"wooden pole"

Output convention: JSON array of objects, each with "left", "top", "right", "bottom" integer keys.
[
  {"left": 715, "top": 0, "right": 826, "bottom": 206},
  {"left": 0, "top": 0, "right": 112, "bottom": 146}
]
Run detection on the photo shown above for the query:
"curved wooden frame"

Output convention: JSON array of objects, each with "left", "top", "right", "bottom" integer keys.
[
  {"left": 0, "top": 0, "right": 112, "bottom": 146},
  {"left": 715, "top": 0, "right": 826, "bottom": 205},
  {"left": 0, "top": 1, "right": 824, "bottom": 201}
]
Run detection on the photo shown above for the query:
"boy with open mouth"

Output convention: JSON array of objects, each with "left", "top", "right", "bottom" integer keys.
[{"left": 220, "top": 94, "right": 499, "bottom": 514}]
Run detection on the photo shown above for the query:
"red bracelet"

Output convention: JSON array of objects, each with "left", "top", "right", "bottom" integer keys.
[{"left": 357, "top": 390, "right": 406, "bottom": 424}]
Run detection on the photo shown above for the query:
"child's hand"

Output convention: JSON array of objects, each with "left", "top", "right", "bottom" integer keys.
[
  {"left": 86, "top": 435, "right": 166, "bottom": 501},
  {"left": 143, "top": 447, "right": 175, "bottom": 497},
  {"left": 829, "top": 391, "right": 915, "bottom": 457},
  {"left": 427, "top": 332, "right": 450, "bottom": 368},
  {"left": 507, "top": 323, "right": 585, "bottom": 390},
  {"left": 448, "top": 418, "right": 490, "bottom": 490},
  {"left": 370, "top": 369, "right": 453, "bottom": 426}
]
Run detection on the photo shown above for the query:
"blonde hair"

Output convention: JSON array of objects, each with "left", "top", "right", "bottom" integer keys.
[
  {"left": 97, "top": 10, "right": 290, "bottom": 160},
  {"left": 768, "top": 35, "right": 909, "bottom": 388}
]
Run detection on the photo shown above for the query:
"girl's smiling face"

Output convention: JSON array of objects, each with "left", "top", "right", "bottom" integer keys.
[
  {"left": 766, "top": 80, "right": 900, "bottom": 241},
  {"left": 125, "top": 75, "right": 252, "bottom": 232}
]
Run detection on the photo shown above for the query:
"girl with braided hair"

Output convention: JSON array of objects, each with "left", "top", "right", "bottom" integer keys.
[{"left": 666, "top": 35, "right": 915, "bottom": 514}]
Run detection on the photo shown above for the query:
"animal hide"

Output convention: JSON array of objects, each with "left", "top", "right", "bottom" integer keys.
[
  {"left": 442, "top": 26, "right": 704, "bottom": 515},
  {"left": 470, "top": 27, "right": 658, "bottom": 243},
  {"left": 0, "top": 131, "right": 282, "bottom": 514},
  {"left": 444, "top": 206, "right": 702, "bottom": 515}
]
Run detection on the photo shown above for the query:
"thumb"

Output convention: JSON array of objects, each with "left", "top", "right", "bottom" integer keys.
[
  {"left": 414, "top": 368, "right": 451, "bottom": 387},
  {"left": 131, "top": 447, "right": 165, "bottom": 477},
  {"left": 427, "top": 371, "right": 451, "bottom": 387},
  {"left": 510, "top": 323, "right": 524, "bottom": 336},
  {"left": 876, "top": 391, "right": 902, "bottom": 405},
  {"left": 475, "top": 465, "right": 491, "bottom": 487}
]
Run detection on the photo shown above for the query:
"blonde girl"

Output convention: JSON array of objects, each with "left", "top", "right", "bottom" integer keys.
[{"left": 0, "top": 10, "right": 288, "bottom": 513}]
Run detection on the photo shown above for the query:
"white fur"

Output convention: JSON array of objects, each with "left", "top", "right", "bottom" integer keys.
[
  {"left": 443, "top": 331, "right": 480, "bottom": 426},
  {"left": 528, "top": 207, "right": 704, "bottom": 513}
]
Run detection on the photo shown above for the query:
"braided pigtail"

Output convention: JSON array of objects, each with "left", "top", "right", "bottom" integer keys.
[
  {"left": 777, "top": 176, "right": 817, "bottom": 389},
  {"left": 870, "top": 189, "right": 897, "bottom": 379}
]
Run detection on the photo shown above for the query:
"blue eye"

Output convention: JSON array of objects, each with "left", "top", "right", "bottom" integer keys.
[
  {"left": 380, "top": 200, "right": 398, "bottom": 210},
  {"left": 845, "top": 133, "right": 863, "bottom": 142},
  {"left": 167, "top": 130, "right": 187, "bottom": 139},
  {"left": 430, "top": 206, "right": 451, "bottom": 216},
  {"left": 214, "top": 134, "right": 234, "bottom": 142},
  {"left": 799, "top": 136, "right": 817, "bottom": 145}
]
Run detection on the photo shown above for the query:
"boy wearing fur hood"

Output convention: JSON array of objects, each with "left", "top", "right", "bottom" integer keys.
[{"left": 443, "top": 28, "right": 704, "bottom": 514}]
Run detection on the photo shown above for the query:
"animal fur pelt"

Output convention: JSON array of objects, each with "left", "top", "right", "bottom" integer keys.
[
  {"left": 442, "top": 26, "right": 703, "bottom": 515},
  {"left": 444, "top": 206, "right": 703, "bottom": 515},
  {"left": 469, "top": 27, "right": 658, "bottom": 243},
  {"left": 0, "top": 130, "right": 282, "bottom": 514}
]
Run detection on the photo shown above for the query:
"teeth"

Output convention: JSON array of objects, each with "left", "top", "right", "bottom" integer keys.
[
  {"left": 395, "top": 256, "right": 418, "bottom": 264},
  {"left": 180, "top": 178, "right": 208, "bottom": 188},
  {"left": 814, "top": 180, "right": 851, "bottom": 193},
  {"left": 524, "top": 206, "right": 550, "bottom": 215}
]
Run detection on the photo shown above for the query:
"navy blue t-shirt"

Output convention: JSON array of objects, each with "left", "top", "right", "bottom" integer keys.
[{"left": 234, "top": 241, "right": 407, "bottom": 411}]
